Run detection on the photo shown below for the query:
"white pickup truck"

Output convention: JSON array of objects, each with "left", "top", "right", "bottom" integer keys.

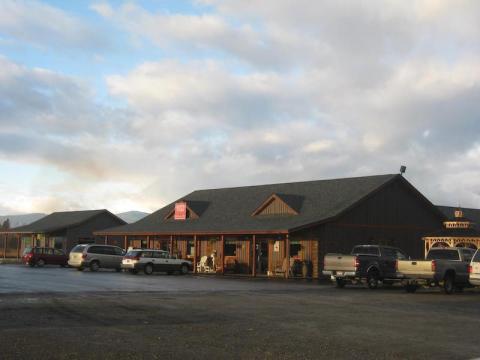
[{"left": 397, "top": 247, "right": 475, "bottom": 294}]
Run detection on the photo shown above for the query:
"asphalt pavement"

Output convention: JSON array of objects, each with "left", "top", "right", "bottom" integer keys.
[{"left": 1, "top": 265, "right": 480, "bottom": 360}]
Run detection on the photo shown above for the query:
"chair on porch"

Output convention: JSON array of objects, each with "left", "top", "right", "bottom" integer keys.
[{"left": 196, "top": 256, "right": 213, "bottom": 273}]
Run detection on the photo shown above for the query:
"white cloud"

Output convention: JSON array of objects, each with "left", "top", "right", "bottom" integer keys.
[{"left": 0, "top": 0, "right": 109, "bottom": 50}]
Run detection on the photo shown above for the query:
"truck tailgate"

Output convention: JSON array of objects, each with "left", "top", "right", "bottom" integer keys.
[
  {"left": 397, "top": 260, "right": 433, "bottom": 277},
  {"left": 324, "top": 254, "right": 356, "bottom": 272}
]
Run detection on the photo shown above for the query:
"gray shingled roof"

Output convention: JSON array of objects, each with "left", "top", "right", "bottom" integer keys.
[
  {"left": 8, "top": 210, "right": 123, "bottom": 233},
  {"left": 97, "top": 174, "right": 419, "bottom": 235},
  {"left": 437, "top": 206, "right": 480, "bottom": 230}
]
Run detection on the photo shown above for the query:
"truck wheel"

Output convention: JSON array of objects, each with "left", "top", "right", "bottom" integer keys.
[
  {"left": 443, "top": 275, "right": 455, "bottom": 294},
  {"left": 336, "top": 278, "right": 346, "bottom": 288},
  {"left": 405, "top": 284, "right": 418, "bottom": 293},
  {"left": 36, "top": 259, "right": 45, "bottom": 267},
  {"left": 180, "top": 264, "right": 189, "bottom": 275},
  {"left": 367, "top": 271, "right": 379, "bottom": 289}
]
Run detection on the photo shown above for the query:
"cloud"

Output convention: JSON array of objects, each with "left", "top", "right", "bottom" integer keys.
[
  {"left": 2, "top": 1, "right": 480, "bottom": 214},
  {"left": 0, "top": 0, "right": 110, "bottom": 50}
]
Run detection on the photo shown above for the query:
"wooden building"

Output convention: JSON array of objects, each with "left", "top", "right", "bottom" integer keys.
[
  {"left": 423, "top": 208, "right": 480, "bottom": 254},
  {"left": 96, "top": 174, "right": 445, "bottom": 279},
  {"left": 0, "top": 210, "right": 126, "bottom": 259}
]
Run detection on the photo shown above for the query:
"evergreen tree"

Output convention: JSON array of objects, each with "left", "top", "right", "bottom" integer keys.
[{"left": 2, "top": 218, "right": 10, "bottom": 230}]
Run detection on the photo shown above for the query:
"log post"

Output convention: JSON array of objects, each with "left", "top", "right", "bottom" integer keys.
[
  {"left": 221, "top": 235, "right": 225, "bottom": 275},
  {"left": 170, "top": 235, "right": 174, "bottom": 255},
  {"left": 16, "top": 234, "right": 21, "bottom": 259},
  {"left": 146, "top": 235, "right": 150, "bottom": 249},
  {"left": 285, "top": 234, "right": 290, "bottom": 279},
  {"left": 3, "top": 233, "right": 7, "bottom": 259},
  {"left": 252, "top": 235, "right": 256, "bottom": 277},
  {"left": 193, "top": 235, "right": 198, "bottom": 274},
  {"left": 104, "top": 235, "right": 108, "bottom": 245},
  {"left": 124, "top": 235, "right": 128, "bottom": 250}
]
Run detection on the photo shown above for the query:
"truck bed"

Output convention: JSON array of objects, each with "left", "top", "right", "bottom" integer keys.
[
  {"left": 397, "top": 260, "right": 434, "bottom": 278},
  {"left": 323, "top": 254, "right": 356, "bottom": 272}
]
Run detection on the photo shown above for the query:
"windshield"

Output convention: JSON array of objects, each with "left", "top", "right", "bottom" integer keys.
[
  {"left": 125, "top": 250, "right": 141, "bottom": 257},
  {"left": 22, "top": 247, "right": 32, "bottom": 255},
  {"left": 70, "top": 245, "right": 86, "bottom": 253}
]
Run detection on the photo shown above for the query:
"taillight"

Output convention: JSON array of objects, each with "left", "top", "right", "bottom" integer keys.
[
  {"left": 354, "top": 256, "right": 360, "bottom": 271},
  {"left": 395, "top": 259, "right": 399, "bottom": 271},
  {"left": 82, "top": 253, "right": 87, "bottom": 259},
  {"left": 468, "top": 265, "right": 473, "bottom": 274},
  {"left": 431, "top": 260, "right": 436, "bottom": 272}
]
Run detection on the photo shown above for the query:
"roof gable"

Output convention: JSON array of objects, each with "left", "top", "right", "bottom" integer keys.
[{"left": 252, "top": 193, "right": 300, "bottom": 216}]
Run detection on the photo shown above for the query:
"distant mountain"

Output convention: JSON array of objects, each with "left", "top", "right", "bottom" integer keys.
[
  {"left": 116, "top": 211, "right": 150, "bottom": 223},
  {"left": 0, "top": 213, "right": 46, "bottom": 228}
]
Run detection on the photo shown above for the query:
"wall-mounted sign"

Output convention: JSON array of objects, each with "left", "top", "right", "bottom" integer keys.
[
  {"left": 174, "top": 202, "right": 187, "bottom": 220},
  {"left": 273, "top": 241, "right": 280, "bottom": 252}
]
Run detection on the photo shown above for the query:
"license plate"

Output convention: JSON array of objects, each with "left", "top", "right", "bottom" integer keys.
[{"left": 336, "top": 271, "right": 344, "bottom": 276}]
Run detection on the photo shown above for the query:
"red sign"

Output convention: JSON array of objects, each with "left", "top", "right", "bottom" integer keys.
[{"left": 174, "top": 202, "right": 187, "bottom": 220}]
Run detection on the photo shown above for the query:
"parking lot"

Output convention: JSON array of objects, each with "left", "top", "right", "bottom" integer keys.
[{"left": 1, "top": 265, "right": 480, "bottom": 359}]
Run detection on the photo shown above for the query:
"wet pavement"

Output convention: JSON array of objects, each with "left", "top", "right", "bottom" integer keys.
[{"left": 0, "top": 264, "right": 317, "bottom": 294}]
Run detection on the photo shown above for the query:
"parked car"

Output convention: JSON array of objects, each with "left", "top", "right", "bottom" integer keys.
[
  {"left": 397, "top": 247, "right": 475, "bottom": 294},
  {"left": 323, "top": 245, "right": 409, "bottom": 289},
  {"left": 121, "top": 249, "right": 192, "bottom": 275},
  {"left": 468, "top": 249, "right": 480, "bottom": 287},
  {"left": 68, "top": 244, "right": 125, "bottom": 272},
  {"left": 22, "top": 247, "right": 68, "bottom": 267}
]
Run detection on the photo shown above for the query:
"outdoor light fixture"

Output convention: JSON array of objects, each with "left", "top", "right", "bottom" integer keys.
[{"left": 400, "top": 165, "right": 407, "bottom": 175}]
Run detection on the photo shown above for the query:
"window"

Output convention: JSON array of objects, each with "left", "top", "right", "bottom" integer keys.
[
  {"left": 114, "top": 247, "right": 125, "bottom": 256},
  {"left": 351, "top": 246, "right": 380, "bottom": 256},
  {"left": 473, "top": 250, "right": 480, "bottom": 263},
  {"left": 290, "top": 242, "right": 302, "bottom": 257},
  {"left": 395, "top": 250, "right": 407, "bottom": 260},
  {"left": 141, "top": 251, "right": 153, "bottom": 258},
  {"left": 71, "top": 245, "right": 87, "bottom": 253},
  {"left": 224, "top": 243, "right": 236, "bottom": 256},
  {"left": 88, "top": 246, "right": 103, "bottom": 254},
  {"left": 54, "top": 249, "right": 65, "bottom": 256},
  {"left": 461, "top": 249, "right": 474, "bottom": 262},
  {"left": 381, "top": 248, "right": 396, "bottom": 258},
  {"left": 44, "top": 248, "right": 54, "bottom": 255},
  {"left": 427, "top": 250, "right": 460, "bottom": 261}
]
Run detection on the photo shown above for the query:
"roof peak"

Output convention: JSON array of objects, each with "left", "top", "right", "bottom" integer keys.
[{"left": 192, "top": 173, "right": 398, "bottom": 193}]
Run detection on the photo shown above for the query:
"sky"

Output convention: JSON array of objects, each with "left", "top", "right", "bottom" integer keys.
[{"left": 0, "top": 0, "right": 480, "bottom": 215}]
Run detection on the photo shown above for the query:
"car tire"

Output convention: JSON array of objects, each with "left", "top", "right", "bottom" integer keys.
[
  {"left": 444, "top": 274, "right": 455, "bottom": 294},
  {"left": 128, "top": 269, "right": 138, "bottom": 274},
  {"left": 336, "top": 278, "right": 346, "bottom": 288},
  {"left": 180, "top": 264, "right": 189, "bottom": 275},
  {"left": 405, "top": 284, "right": 418, "bottom": 293},
  {"left": 28, "top": 262, "right": 35, "bottom": 267},
  {"left": 144, "top": 264, "right": 154, "bottom": 275},
  {"left": 367, "top": 270, "right": 379, "bottom": 289},
  {"left": 36, "top": 259, "right": 45, "bottom": 267},
  {"left": 90, "top": 261, "right": 100, "bottom": 272}
]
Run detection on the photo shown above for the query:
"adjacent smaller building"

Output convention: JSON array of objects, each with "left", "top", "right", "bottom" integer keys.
[
  {"left": 0, "top": 210, "right": 126, "bottom": 258},
  {"left": 423, "top": 208, "right": 480, "bottom": 254}
]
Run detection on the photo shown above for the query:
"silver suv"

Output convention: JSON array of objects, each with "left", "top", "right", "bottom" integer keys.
[
  {"left": 121, "top": 249, "right": 192, "bottom": 275},
  {"left": 68, "top": 244, "right": 125, "bottom": 272}
]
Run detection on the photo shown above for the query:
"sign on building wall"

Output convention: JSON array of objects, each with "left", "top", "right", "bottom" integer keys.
[
  {"left": 274, "top": 241, "right": 280, "bottom": 252},
  {"left": 174, "top": 202, "right": 187, "bottom": 220}
]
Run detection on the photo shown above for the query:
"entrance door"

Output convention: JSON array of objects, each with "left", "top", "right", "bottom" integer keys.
[{"left": 256, "top": 241, "right": 269, "bottom": 275}]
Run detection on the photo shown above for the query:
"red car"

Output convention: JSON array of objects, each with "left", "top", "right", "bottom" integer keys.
[{"left": 22, "top": 247, "right": 68, "bottom": 267}]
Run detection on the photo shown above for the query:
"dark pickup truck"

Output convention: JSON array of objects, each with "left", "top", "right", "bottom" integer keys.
[{"left": 322, "top": 245, "right": 409, "bottom": 289}]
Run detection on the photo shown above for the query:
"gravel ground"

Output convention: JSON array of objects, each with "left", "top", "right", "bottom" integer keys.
[{"left": 0, "top": 266, "right": 480, "bottom": 359}]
